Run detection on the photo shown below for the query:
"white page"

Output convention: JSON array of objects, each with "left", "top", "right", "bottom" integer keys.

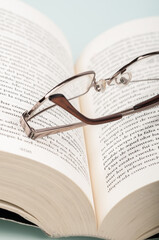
[
  {"left": 0, "top": 0, "right": 93, "bottom": 206},
  {"left": 76, "top": 17, "right": 159, "bottom": 225}
]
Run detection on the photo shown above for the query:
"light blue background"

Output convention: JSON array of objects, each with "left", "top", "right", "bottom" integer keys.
[
  {"left": 0, "top": 0, "right": 159, "bottom": 239},
  {"left": 24, "top": 0, "right": 159, "bottom": 61}
]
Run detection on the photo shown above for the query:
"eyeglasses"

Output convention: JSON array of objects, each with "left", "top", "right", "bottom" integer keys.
[{"left": 20, "top": 51, "right": 159, "bottom": 139}]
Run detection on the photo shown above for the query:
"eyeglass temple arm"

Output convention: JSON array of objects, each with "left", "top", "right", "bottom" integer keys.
[
  {"left": 134, "top": 94, "right": 159, "bottom": 110},
  {"left": 20, "top": 112, "right": 86, "bottom": 139},
  {"left": 49, "top": 94, "right": 122, "bottom": 124},
  {"left": 21, "top": 93, "right": 159, "bottom": 139},
  {"left": 49, "top": 94, "right": 159, "bottom": 125}
]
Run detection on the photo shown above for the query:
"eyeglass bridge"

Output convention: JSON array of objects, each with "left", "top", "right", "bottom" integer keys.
[{"left": 94, "top": 71, "right": 132, "bottom": 92}]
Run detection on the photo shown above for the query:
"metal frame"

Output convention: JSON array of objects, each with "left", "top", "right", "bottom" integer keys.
[{"left": 20, "top": 51, "right": 159, "bottom": 139}]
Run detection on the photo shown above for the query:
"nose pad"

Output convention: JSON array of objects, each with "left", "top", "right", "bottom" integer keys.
[
  {"left": 115, "top": 72, "right": 132, "bottom": 86},
  {"left": 94, "top": 79, "right": 106, "bottom": 92}
]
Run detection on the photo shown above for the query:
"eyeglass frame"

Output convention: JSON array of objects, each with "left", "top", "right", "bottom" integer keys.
[{"left": 20, "top": 51, "right": 159, "bottom": 139}]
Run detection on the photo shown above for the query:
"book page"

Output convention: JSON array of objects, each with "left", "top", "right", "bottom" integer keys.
[
  {"left": 0, "top": 0, "right": 93, "bottom": 206},
  {"left": 76, "top": 17, "right": 159, "bottom": 225}
]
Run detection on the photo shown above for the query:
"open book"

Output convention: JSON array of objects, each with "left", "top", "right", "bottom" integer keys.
[{"left": 0, "top": 0, "right": 159, "bottom": 239}]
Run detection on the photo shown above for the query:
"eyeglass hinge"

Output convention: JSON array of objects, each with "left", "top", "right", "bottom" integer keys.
[
  {"left": 20, "top": 111, "right": 36, "bottom": 139},
  {"left": 28, "top": 128, "right": 35, "bottom": 139}
]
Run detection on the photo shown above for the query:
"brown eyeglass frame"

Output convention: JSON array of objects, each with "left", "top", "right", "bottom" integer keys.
[{"left": 20, "top": 51, "right": 159, "bottom": 139}]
